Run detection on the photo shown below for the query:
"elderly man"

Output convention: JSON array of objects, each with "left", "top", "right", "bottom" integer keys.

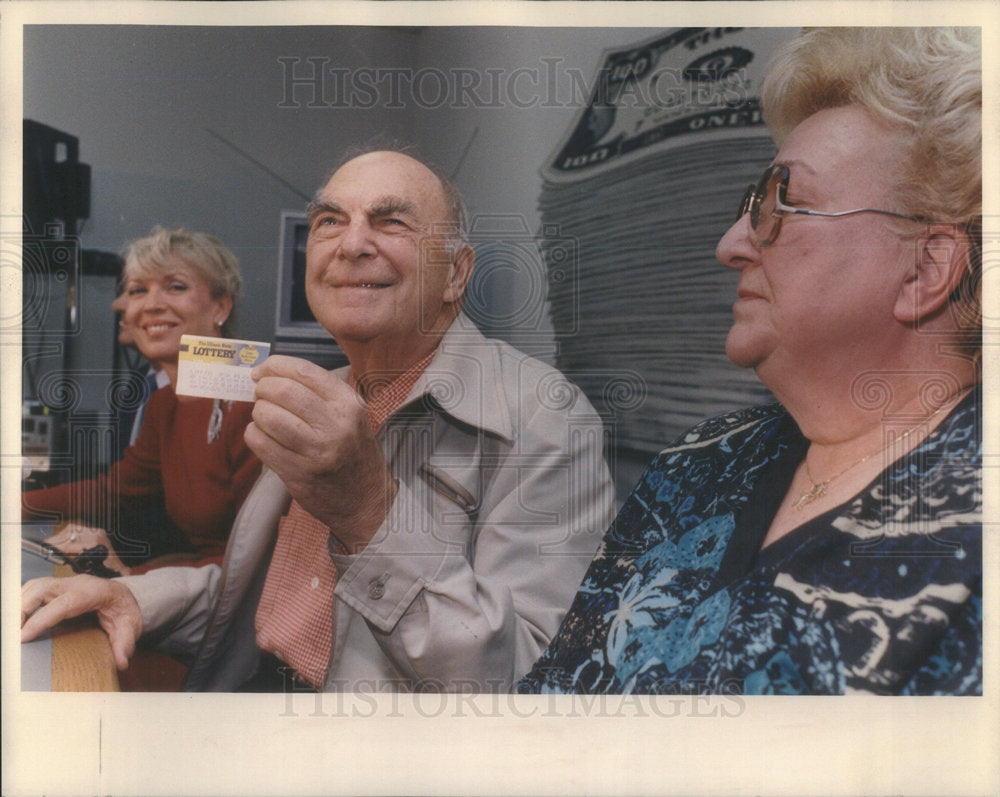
[{"left": 22, "top": 149, "right": 614, "bottom": 692}]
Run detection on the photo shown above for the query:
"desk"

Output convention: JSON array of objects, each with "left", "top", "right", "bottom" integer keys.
[{"left": 22, "top": 545, "right": 120, "bottom": 692}]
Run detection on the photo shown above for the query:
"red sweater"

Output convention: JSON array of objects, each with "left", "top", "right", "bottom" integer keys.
[{"left": 23, "top": 386, "right": 261, "bottom": 557}]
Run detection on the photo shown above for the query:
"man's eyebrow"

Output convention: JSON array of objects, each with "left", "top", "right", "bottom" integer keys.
[
  {"left": 306, "top": 196, "right": 418, "bottom": 223},
  {"left": 369, "top": 196, "right": 417, "bottom": 218},
  {"left": 306, "top": 199, "right": 342, "bottom": 222}
]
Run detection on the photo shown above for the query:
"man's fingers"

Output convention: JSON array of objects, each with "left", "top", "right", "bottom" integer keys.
[
  {"left": 20, "top": 575, "right": 109, "bottom": 642},
  {"left": 252, "top": 354, "right": 342, "bottom": 397},
  {"left": 108, "top": 632, "right": 134, "bottom": 672},
  {"left": 244, "top": 420, "right": 329, "bottom": 486},
  {"left": 21, "top": 586, "right": 78, "bottom": 641},
  {"left": 253, "top": 355, "right": 363, "bottom": 421},
  {"left": 250, "top": 386, "right": 366, "bottom": 465},
  {"left": 254, "top": 371, "right": 362, "bottom": 429},
  {"left": 21, "top": 606, "right": 58, "bottom": 642},
  {"left": 21, "top": 577, "right": 57, "bottom": 626},
  {"left": 250, "top": 389, "right": 318, "bottom": 444},
  {"left": 243, "top": 418, "right": 302, "bottom": 470},
  {"left": 252, "top": 370, "right": 320, "bottom": 411},
  {"left": 21, "top": 576, "right": 143, "bottom": 672}
]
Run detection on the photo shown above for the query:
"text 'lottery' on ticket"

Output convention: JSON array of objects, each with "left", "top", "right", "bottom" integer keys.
[{"left": 175, "top": 334, "right": 271, "bottom": 402}]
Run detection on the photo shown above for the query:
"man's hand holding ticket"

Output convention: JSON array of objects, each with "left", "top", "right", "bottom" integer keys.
[{"left": 175, "top": 334, "right": 270, "bottom": 402}]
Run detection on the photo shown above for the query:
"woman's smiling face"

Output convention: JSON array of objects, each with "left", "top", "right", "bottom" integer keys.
[{"left": 121, "top": 257, "right": 232, "bottom": 370}]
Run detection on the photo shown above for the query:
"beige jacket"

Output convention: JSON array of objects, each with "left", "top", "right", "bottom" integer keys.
[{"left": 123, "top": 318, "right": 614, "bottom": 691}]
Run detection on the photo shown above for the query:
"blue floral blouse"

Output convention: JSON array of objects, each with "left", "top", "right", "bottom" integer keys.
[{"left": 519, "top": 389, "right": 982, "bottom": 695}]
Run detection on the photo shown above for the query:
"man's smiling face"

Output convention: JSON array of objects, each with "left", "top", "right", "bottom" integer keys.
[{"left": 305, "top": 150, "right": 465, "bottom": 362}]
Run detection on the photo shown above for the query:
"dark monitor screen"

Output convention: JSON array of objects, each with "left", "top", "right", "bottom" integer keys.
[{"left": 274, "top": 210, "right": 328, "bottom": 340}]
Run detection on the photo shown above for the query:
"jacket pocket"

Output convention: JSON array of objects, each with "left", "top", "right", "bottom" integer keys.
[{"left": 418, "top": 462, "right": 478, "bottom": 515}]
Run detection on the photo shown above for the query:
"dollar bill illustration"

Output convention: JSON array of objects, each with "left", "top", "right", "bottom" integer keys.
[{"left": 543, "top": 27, "right": 797, "bottom": 182}]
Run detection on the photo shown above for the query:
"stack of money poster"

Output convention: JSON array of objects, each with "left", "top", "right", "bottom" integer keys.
[{"left": 539, "top": 27, "right": 799, "bottom": 459}]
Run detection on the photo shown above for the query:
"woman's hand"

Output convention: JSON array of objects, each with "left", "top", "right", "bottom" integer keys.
[
  {"left": 21, "top": 574, "right": 144, "bottom": 671},
  {"left": 45, "top": 523, "right": 131, "bottom": 575}
]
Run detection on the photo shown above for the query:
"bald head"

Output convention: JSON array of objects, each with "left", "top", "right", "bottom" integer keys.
[
  {"left": 313, "top": 150, "right": 466, "bottom": 246},
  {"left": 302, "top": 148, "right": 475, "bottom": 374}
]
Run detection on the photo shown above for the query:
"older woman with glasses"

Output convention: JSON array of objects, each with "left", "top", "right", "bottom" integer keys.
[{"left": 520, "top": 27, "right": 982, "bottom": 695}]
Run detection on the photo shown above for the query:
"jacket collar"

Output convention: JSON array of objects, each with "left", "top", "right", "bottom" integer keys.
[
  {"left": 332, "top": 314, "right": 514, "bottom": 443},
  {"left": 405, "top": 314, "right": 514, "bottom": 442}
]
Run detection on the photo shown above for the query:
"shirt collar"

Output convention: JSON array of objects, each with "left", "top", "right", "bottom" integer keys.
[{"left": 354, "top": 350, "right": 436, "bottom": 433}]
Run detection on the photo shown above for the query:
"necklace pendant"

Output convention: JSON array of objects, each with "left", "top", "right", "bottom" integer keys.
[{"left": 794, "top": 482, "right": 827, "bottom": 511}]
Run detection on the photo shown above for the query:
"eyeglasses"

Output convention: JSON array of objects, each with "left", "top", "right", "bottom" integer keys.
[{"left": 737, "top": 164, "right": 926, "bottom": 246}]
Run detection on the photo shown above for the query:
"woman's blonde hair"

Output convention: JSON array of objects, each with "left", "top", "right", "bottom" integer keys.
[
  {"left": 762, "top": 27, "right": 982, "bottom": 356},
  {"left": 122, "top": 226, "right": 243, "bottom": 337}
]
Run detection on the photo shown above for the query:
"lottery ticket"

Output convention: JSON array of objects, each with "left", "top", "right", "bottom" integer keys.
[{"left": 175, "top": 334, "right": 270, "bottom": 402}]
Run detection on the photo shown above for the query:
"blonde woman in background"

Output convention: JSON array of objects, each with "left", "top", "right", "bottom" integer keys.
[{"left": 24, "top": 227, "right": 261, "bottom": 570}]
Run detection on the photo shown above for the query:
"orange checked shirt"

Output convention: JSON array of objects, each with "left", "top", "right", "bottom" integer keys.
[{"left": 253, "top": 352, "right": 435, "bottom": 688}]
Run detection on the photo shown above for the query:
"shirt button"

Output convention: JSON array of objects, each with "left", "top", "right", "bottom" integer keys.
[
  {"left": 368, "top": 572, "right": 390, "bottom": 600},
  {"left": 310, "top": 576, "right": 319, "bottom": 589}
]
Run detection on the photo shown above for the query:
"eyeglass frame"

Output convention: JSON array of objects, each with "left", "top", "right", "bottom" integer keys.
[{"left": 737, "top": 164, "right": 927, "bottom": 246}]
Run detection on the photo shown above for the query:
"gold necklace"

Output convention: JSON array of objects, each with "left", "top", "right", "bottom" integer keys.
[
  {"left": 792, "top": 389, "right": 969, "bottom": 511},
  {"left": 794, "top": 453, "right": 877, "bottom": 510}
]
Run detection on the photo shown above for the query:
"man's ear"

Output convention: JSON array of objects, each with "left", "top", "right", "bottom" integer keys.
[
  {"left": 443, "top": 244, "right": 475, "bottom": 304},
  {"left": 894, "top": 224, "right": 970, "bottom": 324}
]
